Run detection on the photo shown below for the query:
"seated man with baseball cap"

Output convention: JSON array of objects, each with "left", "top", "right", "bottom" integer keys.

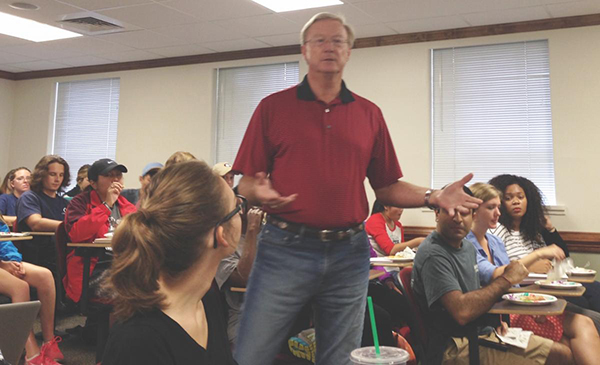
[
  {"left": 213, "top": 162, "right": 235, "bottom": 188},
  {"left": 63, "top": 158, "right": 136, "bottom": 304},
  {"left": 121, "top": 162, "right": 163, "bottom": 206}
]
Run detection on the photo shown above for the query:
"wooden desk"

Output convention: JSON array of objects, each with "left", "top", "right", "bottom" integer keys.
[
  {"left": 22, "top": 232, "right": 55, "bottom": 236},
  {"left": 0, "top": 235, "right": 32, "bottom": 242},
  {"left": 369, "top": 269, "right": 386, "bottom": 280},
  {"left": 508, "top": 285, "right": 586, "bottom": 297},
  {"left": 67, "top": 242, "right": 111, "bottom": 248},
  {"left": 371, "top": 262, "right": 413, "bottom": 268},
  {"left": 489, "top": 299, "right": 566, "bottom": 315},
  {"left": 567, "top": 275, "right": 596, "bottom": 283},
  {"left": 230, "top": 270, "right": 387, "bottom": 294}
]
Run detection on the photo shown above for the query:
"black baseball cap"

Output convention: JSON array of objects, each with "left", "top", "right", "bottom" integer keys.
[{"left": 88, "top": 158, "right": 128, "bottom": 181}]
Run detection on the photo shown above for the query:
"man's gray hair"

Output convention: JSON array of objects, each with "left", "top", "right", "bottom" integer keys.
[{"left": 300, "top": 12, "right": 355, "bottom": 48}]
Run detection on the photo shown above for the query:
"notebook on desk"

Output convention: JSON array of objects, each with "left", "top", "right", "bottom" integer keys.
[{"left": 0, "top": 301, "right": 41, "bottom": 365}]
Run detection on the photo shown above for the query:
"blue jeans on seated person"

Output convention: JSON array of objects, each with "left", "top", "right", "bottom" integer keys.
[{"left": 234, "top": 222, "right": 370, "bottom": 365}]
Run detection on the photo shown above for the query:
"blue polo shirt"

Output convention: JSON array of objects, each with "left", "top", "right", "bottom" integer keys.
[{"left": 466, "top": 231, "right": 510, "bottom": 286}]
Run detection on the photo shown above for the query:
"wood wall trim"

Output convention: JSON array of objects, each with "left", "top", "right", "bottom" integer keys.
[
  {"left": 0, "top": 70, "right": 16, "bottom": 81},
  {"left": 404, "top": 226, "right": 600, "bottom": 253},
  {"left": 1, "top": 13, "right": 599, "bottom": 81}
]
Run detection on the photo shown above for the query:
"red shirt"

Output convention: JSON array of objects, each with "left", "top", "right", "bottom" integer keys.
[
  {"left": 365, "top": 213, "right": 405, "bottom": 255},
  {"left": 233, "top": 76, "right": 402, "bottom": 228}
]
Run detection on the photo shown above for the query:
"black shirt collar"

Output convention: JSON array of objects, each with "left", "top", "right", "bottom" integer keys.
[{"left": 297, "top": 75, "right": 355, "bottom": 104}]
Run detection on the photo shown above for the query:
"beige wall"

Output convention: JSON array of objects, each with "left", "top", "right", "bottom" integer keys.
[
  {"left": 5, "top": 25, "right": 600, "bottom": 234},
  {"left": 0, "top": 79, "right": 15, "bottom": 174}
]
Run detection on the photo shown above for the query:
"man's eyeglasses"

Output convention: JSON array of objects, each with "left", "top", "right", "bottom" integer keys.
[
  {"left": 213, "top": 194, "right": 247, "bottom": 248},
  {"left": 305, "top": 37, "right": 349, "bottom": 48}
]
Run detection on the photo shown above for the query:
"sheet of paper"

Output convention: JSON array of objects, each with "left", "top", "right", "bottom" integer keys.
[{"left": 495, "top": 327, "right": 532, "bottom": 349}]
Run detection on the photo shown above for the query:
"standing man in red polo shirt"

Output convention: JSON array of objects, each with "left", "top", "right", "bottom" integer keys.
[{"left": 232, "top": 12, "right": 481, "bottom": 365}]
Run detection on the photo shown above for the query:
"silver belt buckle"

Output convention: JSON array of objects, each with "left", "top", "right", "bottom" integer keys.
[{"left": 319, "top": 229, "right": 332, "bottom": 242}]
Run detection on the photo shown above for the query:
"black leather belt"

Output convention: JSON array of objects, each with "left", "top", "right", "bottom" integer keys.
[{"left": 266, "top": 215, "right": 364, "bottom": 242}]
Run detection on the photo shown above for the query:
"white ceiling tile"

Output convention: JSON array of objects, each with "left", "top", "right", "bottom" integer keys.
[
  {"left": 154, "top": 22, "right": 245, "bottom": 43},
  {"left": 97, "top": 49, "right": 163, "bottom": 62},
  {"left": 278, "top": 4, "right": 377, "bottom": 26},
  {"left": 52, "top": 55, "right": 115, "bottom": 66},
  {"left": 56, "top": 0, "right": 155, "bottom": 11},
  {"left": 147, "top": 44, "right": 215, "bottom": 57},
  {"left": 353, "top": 0, "right": 452, "bottom": 23},
  {"left": 546, "top": 0, "right": 600, "bottom": 18},
  {"left": 200, "top": 38, "right": 270, "bottom": 52},
  {"left": 255, "top": 33, "right": 300, "bottom": 47},
  {"left": 162, "top": 0, "right": 272, "bottom": 21},
  {"left": 3, "top": 43, "right": 84, "bottom": 59},
  {"left": 462, "top": 6, "right": 551, "bottom": 26},
  {"left": 0, "top": 34, "right": 31, "bottom": 47},
  {"left": 45, "top": 36, "right": 135, "bottom": 55},
  {"left": 386, "top": 16, "right": 470, "bottom": 34},
  {"left": 352, "top": 23, "right": 398, "bottom": 38},
  {"left": 13, "top": 60, "right": 72, "bottom": 71},
  {"left": 96, "top": 29, "right": 186, "bottom": 49},
  {"left": 0, "top": 64, "right": 29, "bottom": 72},
  {"left": 0, "top": 51, "right": 39, "bottom": 64},
  {"left": 214, "top": 14, "right": 299, "bottom": 38},
  {"left": 98, "top": 3, "right": 198, "bottom": 29}
]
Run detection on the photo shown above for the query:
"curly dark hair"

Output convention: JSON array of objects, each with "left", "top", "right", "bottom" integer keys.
[
  {"left": 488, "top": 174, "right": 546, "bottom": 243},
  {"left": 30, "top": 155, "right": 71, "bottom": 194}
]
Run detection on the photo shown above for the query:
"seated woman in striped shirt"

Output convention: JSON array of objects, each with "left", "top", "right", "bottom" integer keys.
[{"left": 489, "top": 174, "right": 600, "bottom": 313}]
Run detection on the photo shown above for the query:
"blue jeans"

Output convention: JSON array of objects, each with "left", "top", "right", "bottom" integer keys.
[{"left": 234, "top": 222, "right": 370, "bottom": 365}]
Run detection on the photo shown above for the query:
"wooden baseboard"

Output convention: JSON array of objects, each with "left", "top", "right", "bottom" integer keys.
[{"left": 404, "top": 226, "right": 600, "bottom": 253}]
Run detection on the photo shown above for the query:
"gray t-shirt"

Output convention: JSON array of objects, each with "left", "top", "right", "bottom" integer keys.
[
  {"left": 411, "top": 231, "right": 481, "bottom": 364},
  {"left": 215, "top": 234, "right": 246, "bottom": 344}
]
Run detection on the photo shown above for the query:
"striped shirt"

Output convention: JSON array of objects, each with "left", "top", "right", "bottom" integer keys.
[{"left": 489, "top": 224, "right": 545, "bottom": 261}]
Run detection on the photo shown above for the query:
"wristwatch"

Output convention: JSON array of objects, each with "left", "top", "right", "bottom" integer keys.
[
  {"left": 103, "top": 202, "right": 112, "bottom": 212},
  {"left": 424, "top": 189, "right": 438, "bottom": 210}
]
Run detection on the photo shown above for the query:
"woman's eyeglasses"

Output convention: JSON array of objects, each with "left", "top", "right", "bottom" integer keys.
[{"left": 213, "top": 194, "right": 247, "bottom": 248}]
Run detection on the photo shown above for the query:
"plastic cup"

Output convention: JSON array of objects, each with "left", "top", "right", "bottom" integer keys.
[{"left": 350, "top": 346, "right": 409, "bottom": 365}]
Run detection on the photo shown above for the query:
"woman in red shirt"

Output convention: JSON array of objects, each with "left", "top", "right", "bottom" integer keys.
[{"left": 366, "top": 200, "right": 424, "bottom": 257}]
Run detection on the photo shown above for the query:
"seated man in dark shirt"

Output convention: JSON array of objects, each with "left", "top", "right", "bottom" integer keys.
[{"left": 411, "top": 186, "right": 573, "bottom": 365}]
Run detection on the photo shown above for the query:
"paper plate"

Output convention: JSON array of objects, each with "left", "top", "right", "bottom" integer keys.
[
  {"left": 534, "top": 280, "right": 582, "bottom": 289},
  {"left": 502, "top": 293, "right": 557, "bottom": 306},
  {"left": 386, "top": 256, "right": 414, "bottom": 262},
  {"left": 568, "top": 268, "right": 596, "bottom": 276}
]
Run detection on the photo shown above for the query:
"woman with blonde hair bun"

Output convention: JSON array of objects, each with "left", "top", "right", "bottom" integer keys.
[
  {"left": 164, "top": 151, "right": 197, "bottom": 168},
  {"left": 102, "top": 160, "right": 242, "bottom": 365}
]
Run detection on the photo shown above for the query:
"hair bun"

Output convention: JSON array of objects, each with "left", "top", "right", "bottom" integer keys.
[{"left": 138, "top": 209, "right": 152, "bottom": 223}]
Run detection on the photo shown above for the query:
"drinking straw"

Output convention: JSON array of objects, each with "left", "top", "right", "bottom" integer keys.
[{"left": 367, "top": 296, "right": 380, "bottom": 356}]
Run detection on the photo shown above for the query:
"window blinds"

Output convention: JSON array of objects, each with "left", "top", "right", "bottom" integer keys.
[
  {"left": 53, "top": 78, "right": 120, "bottom": 187},
  {"left": 431, "top": 40, "right": 556, "bottom": 204},
  {"left": 215, "top": 62, "right": 299, "bottom": 165}
]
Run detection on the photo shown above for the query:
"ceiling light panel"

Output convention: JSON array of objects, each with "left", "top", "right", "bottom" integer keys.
[
  {"left": 0, "top": 11, "right": 82, "bottom": 42},
  {"left": 252, "top": 0, "right": 343, "bottom": 13}
]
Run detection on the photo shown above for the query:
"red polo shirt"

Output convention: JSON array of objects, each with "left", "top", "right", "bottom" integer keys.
[{"left": 233, "top": 76, "right": 402, "bottom": 229}]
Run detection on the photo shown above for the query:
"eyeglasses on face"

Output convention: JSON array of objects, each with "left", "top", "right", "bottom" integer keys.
[
  {"left": 305, "top": 37, "right": 349, "bottom": 48},
  {"left": 213, "top": 194, "right": 247, "bottom": 249}
]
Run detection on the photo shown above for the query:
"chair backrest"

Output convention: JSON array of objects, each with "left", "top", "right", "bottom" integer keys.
[
  {"left": 54, "top": 222, "right": 69, "bottom": 280},
  {"left": 399, "top": 267, "right": 428, "bottom": 347},
  {"left": 0, "top": 301, "right": 41, "bottom": 365}
]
